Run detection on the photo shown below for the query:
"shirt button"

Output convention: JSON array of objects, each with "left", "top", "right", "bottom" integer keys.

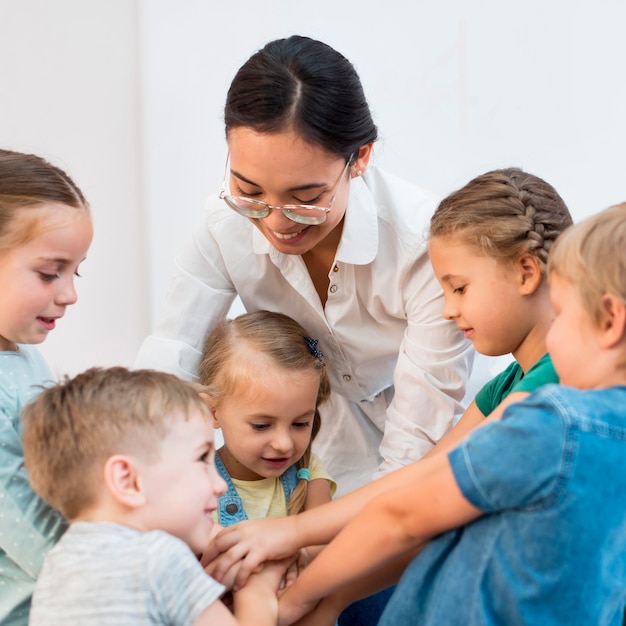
[
  {"left": 330, "top": 285, "right": 338, "bottom": 293},
  {"left": 343, "top": 374, "right": 351, "bottom": 382},
  {"left": 225, "top": 503, "right": 239, "bottom": 514},
  {"left": 333, "top": 265, "right": 339, "bottom": 272}
]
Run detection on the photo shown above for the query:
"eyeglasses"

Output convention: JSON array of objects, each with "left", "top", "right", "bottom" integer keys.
[{"left": 219, "top": 156, "right": 351, "bottom": 225}]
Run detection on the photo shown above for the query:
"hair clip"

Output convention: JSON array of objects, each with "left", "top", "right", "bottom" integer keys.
[
  {"left": 304, "top": 336, "right": 324, "bottom": 362},
  {"left": 297, "top": 468, "right": 311, "bottom": 481}
]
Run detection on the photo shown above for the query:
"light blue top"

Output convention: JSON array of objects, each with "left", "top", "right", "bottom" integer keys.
[
  {"left": 380, "top": 384, "right": 626, "bottom": 626},
  {"left": 0, "top": 345, "right": 67, "bottom": 626}
]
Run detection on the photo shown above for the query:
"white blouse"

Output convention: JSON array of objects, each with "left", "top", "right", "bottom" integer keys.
[{"left": 136, "top": 165, "right": 474, "bottom": 495}]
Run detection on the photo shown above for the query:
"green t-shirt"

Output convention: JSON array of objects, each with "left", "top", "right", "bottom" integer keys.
[{"left": 474, "top": 353, "right": 558, "bottom": 417}]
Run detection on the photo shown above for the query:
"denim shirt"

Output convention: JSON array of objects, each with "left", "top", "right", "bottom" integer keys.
[
  {"left": 380, "top": 384, "right": 626, "bottom": 626},
  {"left": 214, "top": 453, "right": 299, "bottom": 526}
]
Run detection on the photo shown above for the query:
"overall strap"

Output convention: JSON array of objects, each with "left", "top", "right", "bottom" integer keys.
[
  {"left": 215, "top": 452, "right": 249, "bottom": 526},
  {"left": 280, "top": 463, "right": 300, "bottom": 504}
]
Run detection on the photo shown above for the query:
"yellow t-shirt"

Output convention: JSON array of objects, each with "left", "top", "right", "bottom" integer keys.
[{"left": 212, "top": 453, "right": 336, "bottom": 522}]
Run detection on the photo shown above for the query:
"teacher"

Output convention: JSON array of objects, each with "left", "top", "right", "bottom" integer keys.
[{"left": 136, "top": 35, "right": 473, "bottom": 497}]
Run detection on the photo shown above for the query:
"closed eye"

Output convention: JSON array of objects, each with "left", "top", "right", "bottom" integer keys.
[
  {"left": 39, "top": 272, "right": 59, "bottom": 282},
  {"left": 452, "top": 285, "right": 466, "bottom": 294},
  {"left": 251, "top": 423, "right": 271, "bottom": 431}
]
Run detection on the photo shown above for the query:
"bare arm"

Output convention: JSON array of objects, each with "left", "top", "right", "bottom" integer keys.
[
  {"left": 422, "top": 393, "right": 528, "bottom": 459},
  {"left": 303, "top": 478, "right": 332, "bottom": 511},
  {"left": 194, "top": 559, "right": 292, "bottom": 626},
  {"left": 277, "top": 453, "right": 482, "bottom": 625},
  {"left": 204, "top": 393, "right": 525, "bottom": 585}
]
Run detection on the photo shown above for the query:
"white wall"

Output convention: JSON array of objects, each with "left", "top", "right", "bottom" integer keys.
[
  {"left": 2, "top": 0, "right": 625, "bottom": 376},
  {"left": 0, "top": 0, "right": 147, "bottom": 376},
  {"left": 139, "top": 0, "right": 626, "bottom": 322}
]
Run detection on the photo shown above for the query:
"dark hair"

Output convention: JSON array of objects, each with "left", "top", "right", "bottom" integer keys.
[
  {"left": 225, "top": 35, "right": 378, "bottom": 160},
  {"left": 430, "top": 168, "right": 573, "bottom": 272}
]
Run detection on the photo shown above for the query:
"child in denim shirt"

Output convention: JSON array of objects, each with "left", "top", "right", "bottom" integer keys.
[{"left": 208, "top": 203, "right": 626, "bottom": 626}]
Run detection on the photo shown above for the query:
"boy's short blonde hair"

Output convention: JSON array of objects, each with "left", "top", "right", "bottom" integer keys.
[
  {"left": 549, "top": 203, "right": 626, "bottom": 326},
  {"left": 22, "top": 366, "right": 211, "bottom": 520}
]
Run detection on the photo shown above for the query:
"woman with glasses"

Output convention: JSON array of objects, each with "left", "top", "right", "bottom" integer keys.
[{"left": 136, "top": 34, "right": 472, "bottom": 507}]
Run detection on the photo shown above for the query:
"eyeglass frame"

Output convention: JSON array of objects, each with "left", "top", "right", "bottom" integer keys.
[{"left": 219, "top": 154, "right": 353, "bottom": 225}]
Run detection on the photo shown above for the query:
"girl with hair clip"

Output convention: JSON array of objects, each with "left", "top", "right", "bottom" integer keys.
[
  {"left": 0, "top": 148, "right": 93, "bottom": 625},
  {"left": 197, "top": 311, "right": 335, "bottom": 526},
  {"left": 202, "top": 168, "right": 575, "bottom": 624}
]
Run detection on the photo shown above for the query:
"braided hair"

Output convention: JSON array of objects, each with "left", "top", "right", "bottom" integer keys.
[{"left": 430, "top": 168, "right": 573, "bottom": 272}]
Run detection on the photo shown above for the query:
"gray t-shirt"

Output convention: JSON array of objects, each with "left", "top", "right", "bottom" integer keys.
[{"left": 29, "top": 522, "right": 225, "bottom": 625}]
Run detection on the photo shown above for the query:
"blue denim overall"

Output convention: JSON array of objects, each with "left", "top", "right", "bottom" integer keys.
[{"left": 214, "top": 452, "right": 299, "bottom": 526}]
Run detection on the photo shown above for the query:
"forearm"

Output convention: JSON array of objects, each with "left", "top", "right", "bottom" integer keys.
[
  {"left": 283, "top": 455, "right": 481, "bottom": 613},
  {"left": 281, "top": 548, "right": 418, "bottom": 626},
  {"left": 233, "top": 583, "right": 278, "bottom": 626}
]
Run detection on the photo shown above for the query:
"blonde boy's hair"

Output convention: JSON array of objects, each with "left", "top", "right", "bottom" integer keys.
[
  {"left": 430, "top": 168, "right": 573, "bottom": 272},
  {"left": 549, "top": 203, "right": 626, "bottom": 326},
  {"left": 22, "top": 367, "right": 211, "bottom": 520}
]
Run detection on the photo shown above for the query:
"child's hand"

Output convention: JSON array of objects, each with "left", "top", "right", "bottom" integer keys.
[
  {"left": 240, "top": 556, "right": 297, "bottom": 596},
  {"left": 204, "top": 554, "right": 242, "bottom": 591},
  {"left": 201, "top": 517, "right": 301, "bottom": 589}
]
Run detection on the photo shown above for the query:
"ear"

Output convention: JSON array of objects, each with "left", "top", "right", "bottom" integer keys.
[
  {"left": 103, "top": 455, "right": 146, "bottom": 509},
  {"left": 516, "top": 253, "right": 543, "bottom": 295},
  {"left": 198, "top": 392, "right": 220, "bottom": 429},
  {"left": 351, "top": 143, "right": 373, "bottom": 178},
  {"left": 597, "top": 293, "right": 626, "bottom": 349}
]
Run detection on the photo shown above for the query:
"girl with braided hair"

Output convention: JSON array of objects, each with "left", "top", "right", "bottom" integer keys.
[{"left": 421, "top": 166, "right": 574, "bottom": 455}]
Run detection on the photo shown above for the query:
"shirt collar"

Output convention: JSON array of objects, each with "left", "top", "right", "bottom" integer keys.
[{"left": 252, "top": 174, "right": 378, "bottom": 265}]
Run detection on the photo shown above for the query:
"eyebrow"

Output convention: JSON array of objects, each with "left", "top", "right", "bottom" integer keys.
[
  {"left": 195, "top": 440, "right": 215, "bottom": 453},
  {"left": 230, "top": 169, "right": 328, "bottom": 193},
  {"left": 37, "top": 256, "right": 72, "bottom": 265}
]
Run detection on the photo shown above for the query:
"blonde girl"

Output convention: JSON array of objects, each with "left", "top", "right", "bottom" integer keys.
[
  {"left": 0, "top": 148, "right": 92, "bottom": 625},
  {"left": 198, "top": 310, "right": 334, "bottom": 524}
]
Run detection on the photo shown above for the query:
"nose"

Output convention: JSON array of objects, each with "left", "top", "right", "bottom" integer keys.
[
  {"left": 270, "top": 428, "right": 294, "bottom": 455},
  {"left": 211, "top": 466, "right": 228, "bottom": 497},
  {"left": 260, "top": 207, "right": 299, "bottom": 232},
  {"left": 442, "top": 295, "right": 458, "bottom": 321},
  {"left": 55, "top": 276, "right": 78, "bottom": 306}
]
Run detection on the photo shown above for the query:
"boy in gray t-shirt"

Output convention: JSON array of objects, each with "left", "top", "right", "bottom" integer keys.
[{"left": 22, "top": 367, "right": 288, "bottom": 626}]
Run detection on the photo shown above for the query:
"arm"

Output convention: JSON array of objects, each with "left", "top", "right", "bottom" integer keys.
[
  {"left": 376, "top": 250, "right": 473, "bottom": 477},
  {"left": 195, "top": 559, "right": 292, "bottom": 626},
  {"left": 422, "top": 392, "right": 528, "bottom": 459},
  {"left": 278, "top": 452, "right": 482, "bottom": 625},
  {"left": 204, "top": 444, "right": 476, "bottom": 587},
  {"left": 303, "top": 478, "right": 332, "bottom": 511},
  {"left": 283, "top": 549, "right": 419, "bottom": 626},
  {"left": 134, "top": 205, "right": 237, "bottom": 378},
  {"left": 203, "top": 383, "right": 530, "bottom": 585}
]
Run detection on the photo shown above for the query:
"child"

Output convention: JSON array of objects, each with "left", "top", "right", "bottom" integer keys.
[
  {"left": 203, "top": 168, "right": 573, "bottom": 574},
  {"left": 22, "top": 366, "right": 290, "bottom": 626},
  {"left": 277, "top": 201, "right": 626, "bottom": 625},
  {"left": 424, "top": 167, "right": 573, "bottom": 454},
  {"left": 0, "top": 148, "right": 93, "bottom": 625},
  {"left": 197, "top": 310, "right": 335, "bottom": 526}
]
